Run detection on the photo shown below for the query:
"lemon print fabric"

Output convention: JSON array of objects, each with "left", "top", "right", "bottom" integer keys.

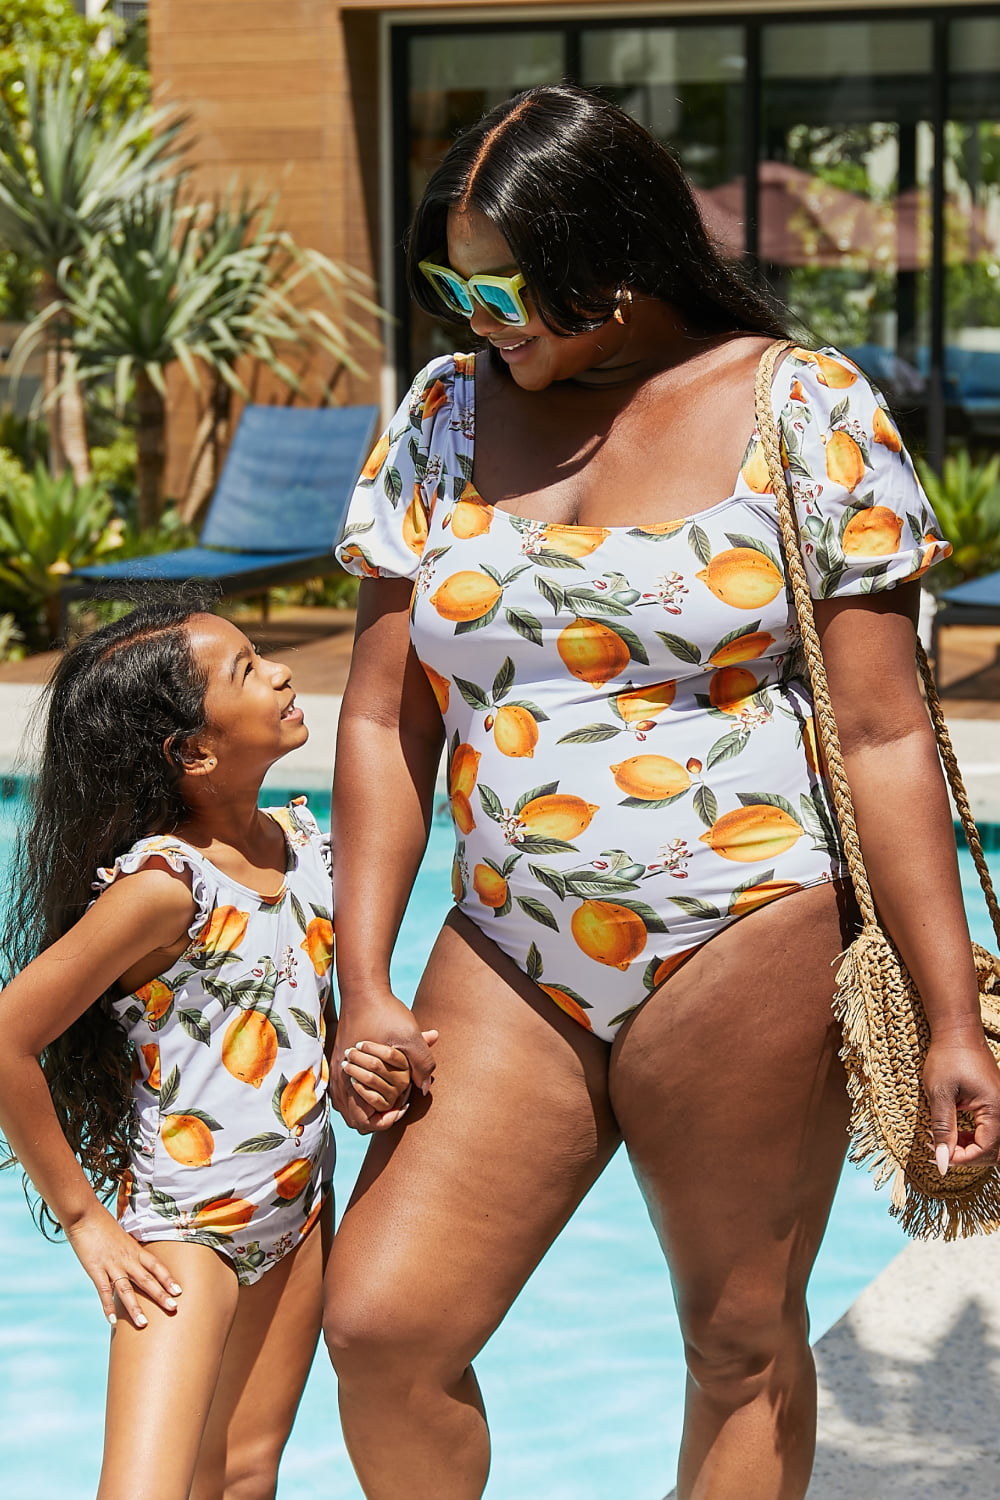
[
  {"left": 97, "top": 799, "right": 334, "bottom": 1285},
  {"left": 337, "top": 348, "right": 951, "bottom": 1041}
]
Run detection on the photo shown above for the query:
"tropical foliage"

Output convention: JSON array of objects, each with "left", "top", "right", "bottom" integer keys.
[{"left": 915, "top": 452, "right": 1000, "bottom": 592}]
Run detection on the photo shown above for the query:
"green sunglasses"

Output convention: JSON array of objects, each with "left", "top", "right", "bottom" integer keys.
[{"left": 418, "top": 257, "right": 530, "bottom": 328}]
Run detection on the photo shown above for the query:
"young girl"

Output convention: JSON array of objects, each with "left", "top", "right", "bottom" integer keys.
[{"left": 0, "top": 598, "right": 432, "bottom": 1499}]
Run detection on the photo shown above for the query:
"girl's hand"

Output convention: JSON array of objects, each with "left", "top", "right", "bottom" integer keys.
[
  {"left": 64, "top": 1207, "right": 182, "bottom": 1328},
  {"left": 332, "top": 993, "right": 437, "bottom": 1134},
  {"left": 923, "top": 1031, "right": 1000, "bottom": 1172},
  {"left": 341, "top": 1038, "right": 432, "bottom": 1115}
]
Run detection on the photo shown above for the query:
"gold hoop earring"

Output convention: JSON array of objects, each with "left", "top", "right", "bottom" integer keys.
[{"left": 612, "top": 288, "right": 633, "bottom": 326}]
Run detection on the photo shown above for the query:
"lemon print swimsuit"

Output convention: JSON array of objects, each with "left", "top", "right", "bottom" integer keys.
[
  {"left": 96, "top": 800, "right": 334, "bottom": 1285},
  {"left": 337, "top": 349, "right": 950, "bottom": 1041}
]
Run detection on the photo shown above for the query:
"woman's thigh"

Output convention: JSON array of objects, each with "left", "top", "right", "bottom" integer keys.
[
  {"left": 325, "top": 911, "right": 621, "bottom": 1368},
  {"left": 610, "top": 882, "right": 853, "bottom": 1348}
]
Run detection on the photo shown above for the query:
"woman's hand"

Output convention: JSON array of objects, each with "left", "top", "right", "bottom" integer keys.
[
  {"left": 923, "top": 1028, "right": 1000, "bottom": 1172},
  {"left": 333, "top": 991, "right": 438, "bottom": 1133},
  {"left": 63, "top": 1206, "right": 182, "bottom": 1328}
]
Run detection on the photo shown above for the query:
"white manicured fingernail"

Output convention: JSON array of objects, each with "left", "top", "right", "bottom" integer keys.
[
  {"left": 165, "top": 1298, "right": 176, "bottom": 1310},
  {"left": 135, "top": 1314, "right": 147, "bottom": 1327},
  {"left": 935, "top": 1143, "right": 950, "bottom": 1177},
  {"left": 108, "top": 1314, "right": 117, "bottom": 1327},
  {"left": 169, "top": 1282, "right": 182, "bottom": 1295}
]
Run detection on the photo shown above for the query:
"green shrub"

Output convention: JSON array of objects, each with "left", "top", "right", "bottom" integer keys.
[{"left": 915, "top": 452, "right": 1000, "bottom": 593}]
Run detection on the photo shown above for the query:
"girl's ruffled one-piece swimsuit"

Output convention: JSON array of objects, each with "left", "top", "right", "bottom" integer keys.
[
  {"left": 97, "top": 799, "right": 334, "bottom": 1286},
  {"left": 336, "top": 347, "right": 951, "bottom": 1042}
]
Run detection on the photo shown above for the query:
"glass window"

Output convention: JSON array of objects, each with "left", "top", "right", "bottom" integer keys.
[
  {"left": 946, "top": 17, "right": 1000, "bottom": 456},
  {"left": 761, "top": 19, "right": 934, "bottom": 449},
  {"left": 581, "top": 25, "right": 746, "bottom": 250}
]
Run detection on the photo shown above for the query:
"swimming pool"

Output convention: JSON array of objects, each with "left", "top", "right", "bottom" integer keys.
[{"left": 2, "top": 784, "right": 993, "bottom": 1499}]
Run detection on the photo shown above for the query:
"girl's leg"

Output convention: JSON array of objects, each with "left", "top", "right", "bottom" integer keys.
[
  {"left": 610, "top": 881, "right": 853, "bottom": 1500},
  {"left": 324, "top": 912, "right": 621, "bottom": 1500},
  {"left": 191, "top": 1198, "right": 333, "bottom": 1499},
  {"left": 98, "top": 1241, "right": 241, "bottom": 1500}
]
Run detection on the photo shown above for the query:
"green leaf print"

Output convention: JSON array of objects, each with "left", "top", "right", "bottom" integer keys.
[
  {"left": 670, "top": 896, "right": 723, "bottom": 921},
  {"left": 906, "top": 511, "right": 925, "bottom": 545},
  {"left": 710, "top": 622, "right": 763, "bottom": 660},
  {"left": 526, "top": 943, "right": 544, "bottom": 981},
  {"left": 607, "top": 1002, "right": 641, "bottom": 1027},
  {"left": 562, "top": 875, "right": 642, "bottom": 898},
  {"left": 516, "top": 896, "right": 560, "bottom": 931},
  {"left": 618, "top": 790, "right": 691, "bottom": 811},
  {"left": 828, "top": 396, "right": 850, "bottom": 429},
  {"left": 492, "top": 658, "right": 516, "bottom": 701},
  {"left": 513, "top": 782, "right": 560, "bottom": 815},
  {"left": 562, "top": 587, "right": 629, "bottom": 618},
  {"left": 159, "top": 1065, "right": 180, "bottom": 1113},
  {"left": 799, "top": 788, "right": 840, "bottom": 856},
  {"left": 478, "top": 785, "right": 505, "bottom": 822},
  {"left": 455, "top": 598, "right": 502, "bottom": 634},
  {"left": 611, "top": 898, "right": 668, "bottom": 934},
  {"left": 309, "top": 902, "right": 332, "bottom": 922},
  {"left": 527, "top": 863, "right": 567, "bottom": 900},
  {"left": 383, "top": 465, "right": 403, "bottom": 507},
  {"left": 838, "top": 498, "right": 872, "bottom": 540},
  {"left": 506, "top": 607, "right": 543, "bottom": 646},
  {"left": 516, "top": 835, "right": 580, "bottom": 855},
  {"left": 557, "top": 724, "right": 622, "bottom": 745},
  {"left": 547, "top": 982, "right": 591, "bottom": 1010},
  {"left": 656, "top": 631, "right": 702, "bottom": 666},
  {"left": 202, "top": 975, "right": 237, "bottom": 1008},
  {"left": 121, "top": 1002, "right": 144, "bottom": 1027},
  {"left": 174, "top": 1106, "right": 223, "bottom": 1131},
  {"left": 688, "top": 523, "right": 712, "bottom": 566},
  {"left": 724, "top": 533, "right": 782, "bottom": 571},
  {"left": 341, "top": 518, "right": 375, "bottom": 539},
  {"left": 859, "top": 565, "right": 890, "bottom": 594},
  {"left": 604, "top": 620, "right": 650, "bottom": 666},
  {"left": 506, "top": 698, "right": 549, "bottom": 721},
  {"left": 737, "top": 791, "right": 798, "bottom": 819},
  {"left": 534, "top": 550, "right": 586, "bottom": 571},
  {"left": 456, "top": 451, "right": 474, "bottom": 481},
  {"left": 728, "top": 871, "right": 775, "bottom": 913},
  {"left": 150, "top": 1186, "right": 179, "bottom": 1218},
  {"left": 233, "top": 1132, "right": 287, "bottom": 1153},
  {"left": 693, "top": 784, "right": 719, "bottom": 828},
  {"left": 289, "top": 1007, "right": 320, "bottom": 1038},
  {"left": 706, "top": 729, "right": 749, "bottom": 770},
  {"left": 481, "top": 562, "right": 504, "bottom": 586},
  {"left": 626, "top": 527, "right": 675, "bottom": 542},
  {"left": 501, "top": 563, "right": 532, "bottom": 588},
  {"left": 271, "top": 1075, "right": 290, "bottom": 1129},
  {"left": 454, "top": 675, "right": 491, "bottom": 711},
  {"left": 642, "top": 955, "right": 664, "bottom": 991},
  {"left": 535, "top": 575, "right": 564, "bottom": 614},
  {"left": 178, "top": 1009, "right": 211, "bottom": 1045},
  {"left": 287, "top": 891, "right": 308, "bottom": 934}
]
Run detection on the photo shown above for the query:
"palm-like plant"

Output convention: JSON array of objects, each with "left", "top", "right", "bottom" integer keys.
[
  {"left": 51, "top": 182, "right": 380, "bottom": 527},
  {"left": 916, "top": 452, "right": 1000, "bottom": 591},
  {"left": 0, "top": 52, "right": 182, "bottom": 481}
]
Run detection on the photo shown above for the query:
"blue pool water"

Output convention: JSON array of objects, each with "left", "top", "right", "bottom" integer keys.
[{"left": 1, "top": 785, "right": 994, "bottom": 1500}]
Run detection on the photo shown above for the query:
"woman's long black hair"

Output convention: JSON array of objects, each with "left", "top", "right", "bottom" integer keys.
[
  {"left": 1, "top": 594, "right": 212, "bottom": 1228},
  {"left": 408, "top": 83, "right": 789, "bottom": 342}
]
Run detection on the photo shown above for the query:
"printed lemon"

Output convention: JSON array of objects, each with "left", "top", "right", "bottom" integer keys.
[
  {"left": 196, "top": 905, "right": 249, "bottom": 957},
  {"left": 872, "top": 406, "right": 902, "bottom": 452},
  {"left": 493, "top": 704, "right": 538, "bottom": 758},
  {"left": 430, "top": 571, "right": 503, "bottom": 623},
  {"left": 789, "top": 379, "right": 807, "bottom": 403},
  {"left": 422, "top": 379, "right": 447, "bottom": 421},
  {"left": 650, "top": 947, "right": 698, "bottom": 988},
  {"left": 740, "top": 441, "right": 772, "bottom": 494},
  {"left": 299, "top": 1196, "right": 324, "bottom": 1239},
  {"left": 338, "top": 542, "right": 378, "bottom": 578},
  {"left": 696, "top": 548, "right": 783, "bottom": 609},
  {"left": 803, "top": 716, "right": 820, "bottom": 775},
  {"left": 273, "top": 1157, "right": 313, "bottom": 1201},
  {"left": 842, "top": 505, "right": 903, "bottom": 558},
  {"left": 450, "top": 499, "right": 492, "bottom": 539},
  {"left": 518, "top": 793, "right": 599, "bottom": 840},
  {"left": 538, "top": 984, "right": 592, "bottom": 1030},
  {"left": 614, "top": 680, "right": 676, "bottom": 723},
  {"left": 824, "top": 430, "right": 866, "bottom": 492},
  {"left": 360, "top": 430, "right": 390, "bottom": 481},
  {"left": 708, "top": 631, "right": 775, "bottom": 668},
  {"left": 571, "top": 901, "right": 647, "bottom": 970},
  {"left": 137, "top": 978, "right": 173, "bottom": 1025},
  {"left": 115, "top": 1170, "right": 133, "bottom": 1220},
  {"left": 300, "top": 917, "right": 333, "bottom": 977},
  {"left": 192, "top": 1196, "right": 256, "bottom": 1235},
  {"left": 222, "top": 1009, "right": 279, "bottom": 1089},
  {"left": 699, "top": 805, "right": 804, "bottom": 863},
  {"left": 139, "top": 1043, "right": 161, "bottom": 1091},
  {"left": 451, "top": 791, "right": 476, "bottom": 837},
  {"left": 451, "top": 855, "right": 465, "bottom": 902},
  {"left": 281, "top": 1068, "right": 320, "bottom": 1133},
  {"left": 708, "top": 666, "right": 758, "bottom": 714},
  {"left": 420, "top": 660, "right": 450, "bottom": 714},
  {"left": 542, "top": 526, "right": 609, "bottom": 557},
  {"left": 610, "top": 755, "right": 691, "bottom": 800},
  {"left": 813, "top": 352, "right": 858, "bottom": 388},
  {"left": 402, "top": 488, "right": 429, "bottom": 554},
  {"left": 449, "top": 742, "right": 480, "bottom": 798},
  {"left": 730, "top": 879, "right": 802, "bottom": 917},
  {"left": 557, "top": 618, "right": 630, "bottom": 687},
  {"left": 161, "top": 1114, "right": 214, "bottom": 1168},
  {"left": 473, "top": 864, "right": 508, "bottom": 909}
]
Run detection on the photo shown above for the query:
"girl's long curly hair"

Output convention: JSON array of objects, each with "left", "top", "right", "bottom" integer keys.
[{"left": 1, "top": 594, "right": 212, "bottom": 1231}]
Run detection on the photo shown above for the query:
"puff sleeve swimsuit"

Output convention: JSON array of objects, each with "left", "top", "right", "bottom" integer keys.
[
  {"left": 336, "top": 348, "right": 951, "bottom": 1041},
  {"left": 99, "top": 800, "right": 334, "bottom": 1285}
]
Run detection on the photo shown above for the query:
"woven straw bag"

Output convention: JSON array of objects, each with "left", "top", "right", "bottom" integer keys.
[{"left": 755, "top": 339, "right": 1000, "bottom": 1239}]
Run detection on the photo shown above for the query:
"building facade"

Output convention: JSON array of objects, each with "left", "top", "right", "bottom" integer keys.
[{"left": 150, "top": 0, "right": 1000, "bottom": 477}]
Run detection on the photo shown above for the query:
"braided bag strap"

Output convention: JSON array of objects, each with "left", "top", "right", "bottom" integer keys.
[{"left": 753, "top": 340, "right": 1000, "bottom": 947}]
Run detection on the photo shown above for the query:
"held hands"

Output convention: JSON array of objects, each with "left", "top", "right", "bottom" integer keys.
[
  {"left": 923, "top": 1027, "right": 1000, "bottom": 1174},
  {"left": 64, "top": 1205, "right": 182, "bottom": 1328},
  {"left": 333, "top": 993, "right": 437, "bottom": 1133}
]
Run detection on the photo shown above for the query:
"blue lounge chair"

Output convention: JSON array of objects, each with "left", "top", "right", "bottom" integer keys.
[
  {"left": 60, "top": 402, "right": 378, "bottom": 635},
  {"left": 931, "top": 572, "right": 1000, "bottom": 680}
]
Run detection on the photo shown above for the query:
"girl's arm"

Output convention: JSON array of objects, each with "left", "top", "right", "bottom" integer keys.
[
  {"left": 817, "top": 581, "right": 1000, "bottom": 1170},
  {"left": 0, "top": 864, "right": 197, "bottom": 1326},
  {"left": 331, "top": 577, "right": 444, "bottom": 1133}
]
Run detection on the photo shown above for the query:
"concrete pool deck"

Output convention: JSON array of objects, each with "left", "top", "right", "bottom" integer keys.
[{"left": 2, "top": 623, "right": 1000, "bottom": 1497}]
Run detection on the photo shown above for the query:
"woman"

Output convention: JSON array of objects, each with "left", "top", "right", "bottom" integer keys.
[{"left": 326, "top": 85, "right": 1000, "bottom": 1499}]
